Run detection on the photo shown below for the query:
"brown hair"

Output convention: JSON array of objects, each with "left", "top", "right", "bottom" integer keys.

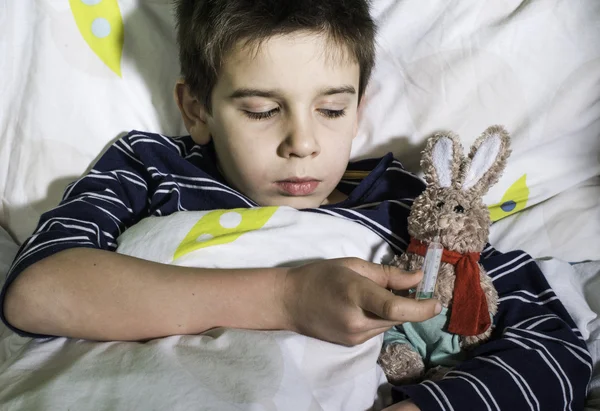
[{"left": 174, "top": 0, "right": 377, "bottom": 113}]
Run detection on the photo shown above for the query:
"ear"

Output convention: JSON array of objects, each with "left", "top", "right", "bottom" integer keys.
[
  {"left": 421, "top": 131, "right": 463, "bottom": 188},
  {"left": 461, "top": 125, "right": 511, "bottom": 195},
  {"left": 174, "top": 80, "right": 211, "bottom": 145}
]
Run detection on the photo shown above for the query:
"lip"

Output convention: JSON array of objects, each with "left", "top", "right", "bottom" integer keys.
[{"left": 275, "top": 177, "right": 321, "bottom": 196}]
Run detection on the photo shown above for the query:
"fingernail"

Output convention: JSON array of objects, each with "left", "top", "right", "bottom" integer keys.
[{"left": 434, "top": 302, "right": 442, "bottom": 314}]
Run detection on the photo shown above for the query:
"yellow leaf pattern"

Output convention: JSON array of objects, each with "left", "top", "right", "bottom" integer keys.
[
  {"left": 69, "top": 0, "right": 124, "bottom": 77},
  {"left": 488, "top": 174, "right": 530, "bottom": 222},
  {"left": 174, "top": 208, "right": 279, "bottom": 261}
]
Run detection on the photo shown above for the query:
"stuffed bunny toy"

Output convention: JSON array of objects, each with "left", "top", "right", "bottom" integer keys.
[{"left": 378, "top": 125, "right": 511, "bottom": 384}]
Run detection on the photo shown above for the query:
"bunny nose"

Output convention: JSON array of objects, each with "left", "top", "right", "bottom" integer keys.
[{"left": 439, "top": 217, "right": 450, "bottom": 229}]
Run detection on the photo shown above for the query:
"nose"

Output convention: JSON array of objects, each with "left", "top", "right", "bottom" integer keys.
[
  {"left": 278, "top": 116, "right": 320, "bottom": 159},
  {"left": 438, "top": 216, "right": 449, "bottom": 229}
]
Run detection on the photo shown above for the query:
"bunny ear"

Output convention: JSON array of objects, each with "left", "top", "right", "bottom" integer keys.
[
  {"left": 421, "top": 132, "right": 463, "bottom": 188},
  {"left": 461, "top": 125, "right": 511, "bottom": 194}
]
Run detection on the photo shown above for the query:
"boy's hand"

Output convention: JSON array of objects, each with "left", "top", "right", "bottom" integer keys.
[{"left": 280, "top": 258, "right": 441, "bottom": 346}]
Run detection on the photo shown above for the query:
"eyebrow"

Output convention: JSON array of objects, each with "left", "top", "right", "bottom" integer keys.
[{"left": 228, "top": 85, "right": 356, "bottom": 99}]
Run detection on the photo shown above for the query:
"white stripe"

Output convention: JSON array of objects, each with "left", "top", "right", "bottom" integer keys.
[
  {"left": 564, "top": 346, "right": 593, "bottom": 372},
  {"left": 423, "top": 380, "right": 455, "bottom": 411},
  {"left": 512, "top": 314, "right": 563, "bottom": 330},
  {"left": 526, "top": 317, "right": 558, "bottom": 330},
  {"left": 114, "top": 141, "right": 144, "bottom": 165},
  {"left": 152, "top": 188, "right": 188, "bottom": 212},
  {"left": 130, "top": 137, "right": 182, "bottom": 156},
  {"left": 158, "top": 133, "right": 184, "bottom": 154},
  {"left": 390, "top": 161, "right": 427, "bottom": 183},
  {"left": 491, "top": 259, "right": 536, "bottom": 282},
  {"left": 311, "top": 209, "right": 403, "bottom": 251},
  {"left": 445, "top": 371, "right": 500, "bottom": 411},
  {"left": 12, "top": 236, "right": 93, "bottom": 270},
  {"left": 49, "top": 198, "right": 124, "bottom": 228},
  {"left": 387, "top": 166, "right": 416, "bottom": 176},
  {"left": 443, "top": 376, "right": 493, "bottom": 411},
  {"left": 478, "top": 357, "right": 537, "bottom": 411},
  {"left": 332, "top": 208, "right": 408, "bottom": 246},
  {"left": 153, "top": 184, "right": 255, "bottom": 208},
  {"left": 90, "top": 169, "right": 148, "bottom": 189},
  {"left": 504, "top": 335, "right": 572, "bottom": 411},
  {"left": 88, "top": 202, "right": 125, "bottom": 231},
  {"left": 118, "top": 173, "right": 148, "bottom": 190},
  {"left": 63, "top": 172, "right": 139, "bottom": 201},
  {"left": 487, "top": 253, "right": 530, "bottom": 275},
  {"left": 351, "top": 199, "right": 413, "bottom": 211},
  {"left": 175, "top": 184, "right": 254, "bottom": 207},
  {"left": 148, "top": 168, "right": 257, "bottom": 206},
  {"left": 420, "top": 382, "right": 447, "bottom": 411},
  {"left": 84, "top": 192, "right": 133, "bottom": 213},
  {"left": 508, "top": 328, "right": 592, "bottom": 361},
  {"left": 514, "top": 289, "right": 554, "bottom": 299},
  {"left": 118, "top": 138, "right": 136, "bottom": 154},
  {"left": 185, "top": 152, "right": 204, "bottom": 160},
  {"left": 46, "top": 222, "right": 100, "bottom": 243},
  {"left": 84, "top": 173, "right": 116, "bottom": 181},
  {"left": 314, "top": 208, "right": 404, "bottom": 252},
  {"left": 499, "top": 295, "right": 560, "bottom": 305},
  {"left": 37, "top": 217, "right": 104, "bottom": 243}
]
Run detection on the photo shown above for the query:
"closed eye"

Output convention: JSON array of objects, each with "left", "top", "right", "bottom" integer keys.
[
  {"left": 319, "top": 109, "right": 346, "bottom": 119},
  {"left": 244, "top": 108, "right": 280, "bottom": 120}
]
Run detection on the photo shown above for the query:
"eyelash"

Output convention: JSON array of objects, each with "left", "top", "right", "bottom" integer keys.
[{"left": 243, "top": 108, "right": 346, "bottom": 121}]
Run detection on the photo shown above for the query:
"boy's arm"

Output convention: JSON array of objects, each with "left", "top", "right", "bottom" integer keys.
[
  {"left": 394, "top": 250, "right": 593, "bottom": 411},
  {"left": 3, "top": 247, "right": 288, "bottom": 340},
  {"left": 3, "top": 247, "right": 440, "bottom": 343},
  {"left": 0, "top": 132, "right": 152, "bottom": 338}
]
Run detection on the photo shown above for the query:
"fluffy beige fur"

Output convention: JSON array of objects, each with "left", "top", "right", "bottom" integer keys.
[{"left": 378, "top": 125, "right": 511, "bottom": 385}]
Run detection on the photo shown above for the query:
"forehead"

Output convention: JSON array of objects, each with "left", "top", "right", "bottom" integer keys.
[{"left": 217, "top": 32, "right": 360, "bottom": 95}]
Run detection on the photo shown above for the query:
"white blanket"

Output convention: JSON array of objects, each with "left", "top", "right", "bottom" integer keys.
[{"left": 0, "top": 208, "right": 396, "bottom": 411}]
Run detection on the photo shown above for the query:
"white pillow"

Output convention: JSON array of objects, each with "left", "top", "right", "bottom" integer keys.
[{"left": 354, "top": 0, "right": 600, "bottom": 221}]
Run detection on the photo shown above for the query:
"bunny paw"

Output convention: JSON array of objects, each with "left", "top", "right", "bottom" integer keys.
[{"left": 378, "top": 343, "right": 425, "bottom": 385}]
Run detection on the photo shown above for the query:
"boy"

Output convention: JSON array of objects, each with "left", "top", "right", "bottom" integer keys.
[{"left": 0, "top": 1, "right": 591, "bottom": 410}]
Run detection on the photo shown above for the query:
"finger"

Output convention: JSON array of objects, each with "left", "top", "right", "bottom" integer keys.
[
  {"left": 358, "top": 277, "right": 441, "bottom": 323},
  {"left": 362, "top": 310, "right": 407, "bottom": 329},
  {"left": 387, "top": 269, "right": 423, "bottom": 291},
  {"left": 344, "top": 258, "right": 422, "bottom": 290}
]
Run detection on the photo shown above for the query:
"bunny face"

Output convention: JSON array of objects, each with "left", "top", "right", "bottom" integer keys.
[
  {"left": 407, "top": 126, "right": 511, "bottom": 254},
  {"left": 409, "top": 186, "right": 490, "bottom": 254}
]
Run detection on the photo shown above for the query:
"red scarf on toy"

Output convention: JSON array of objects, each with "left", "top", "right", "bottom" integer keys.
[{"left": 407, "top": 238, "right": 490, "bottom": 336}]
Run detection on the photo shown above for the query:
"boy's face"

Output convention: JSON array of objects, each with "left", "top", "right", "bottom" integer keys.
[{"left": 177, "top": 32, "right": 360, "bottom": 208}]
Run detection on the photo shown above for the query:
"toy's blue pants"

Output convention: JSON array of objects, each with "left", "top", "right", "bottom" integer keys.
[{"left": 382, "top": 308, "right": 465, "bottom": 367}]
